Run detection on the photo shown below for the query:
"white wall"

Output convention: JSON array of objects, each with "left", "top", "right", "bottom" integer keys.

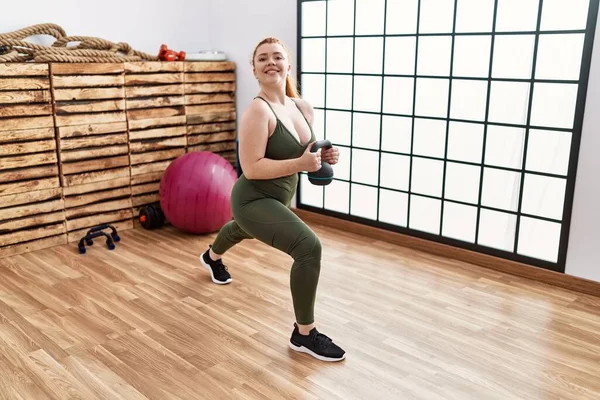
[{"left": 565, "top": 11, "right": 600, "bottom": 283}]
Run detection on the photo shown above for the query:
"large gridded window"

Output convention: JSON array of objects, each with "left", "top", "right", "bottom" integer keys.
[{"left": 296, "top": 0, "right": 599, "bottom": 272}]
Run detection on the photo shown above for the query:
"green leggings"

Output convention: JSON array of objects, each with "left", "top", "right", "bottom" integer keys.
[{"left": 211, "top": 175, "right": 321, "bottom": 325}]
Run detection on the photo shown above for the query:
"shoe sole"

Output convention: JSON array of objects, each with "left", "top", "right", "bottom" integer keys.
[
  {"left": 199, "top": 254, "right": 232, "bottom": 285},
  {"left": 288, "top": 341, "right": 346, "bottom": 362}
]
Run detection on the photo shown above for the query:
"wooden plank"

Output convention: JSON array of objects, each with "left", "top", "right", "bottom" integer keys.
[
  {"left": 184, "top": 61, "right": 236, "bottom": 72},
  {"left": 184, "top": 82, "right": 235, "bottom": 94},
  {"left": 187, "top": 131, "right": 236, "bottom": 145},
  {"left": 65, "top": 209, "right": 133, "bottom": 232},
  {"left": 187, "top": 121, "right": 236, "bottom": 135},
  {"left": 125, "top": 73, "right": 183, "bottom": 85},
  {"left": 55, "top": 112, "right": 126, "bottom": 127},
  {"left": 55, "top": 99, "right": 126, "bottom": 114},
  {"left": 0, "top": 140, "right": 56, "bottom": 156},
  {"left": 0, "top": 78, "right": 49, "bottom": 90},
  {"left": 0, "top": 212, "right": 65, "bottom": 233},
  {"left": 185, "top": 103, "right": 235, "bottom": 115},
  {"left": 0, "top": 224, "right": 65, "bottom": 247},
  {"left": 64, "top": 187, "right": 131, "bottom": 209},
  {"left": 61, "top": 155, "right": 129, "bottom": 175},
  {"left": 0, "top": 188, "right": 62, "bottom": 209},
  {"left": 130, "top": 148, "right": 185, "bottom": 165},
  {"left": 184, "top": 72, "right": 235, "bottom": 83},
  {"left": 132, "top": 193, "right": 160, "bottom": 207},
  {"left": 52, "top": 75, "right": 124, "bottom": 88},
  {"left": 126, "top": 106, "right": 184, "bottom": 121},
  {"left": 60, "top": 145, "right": 129, "bottom": 162},
  {"left": 0, "top": 234, "right": 66, "bottom": 259},
  {"left": 124, "top": 62, "right": 183, "bottom": 73},
  {"left": 188, "top": 142, "right": 236, "bottom": 153},
  {"left": 0, "top": 166, "right": 59, "bottom": 184},
  {"left": 0, "top": 127, "right": 54, "bottom": 144},
  {"left": 63, "top": 176, "right": 131, "bottom": 197},
  {"left": 51, "top": 63, "right": 124, "bottom": 75},
  {"left": 62, "top": 166, "right": 130, "bottom": 187},
  {"left": 185, "top": 93, "right": 235, "bottom": 105},
  {"left": 53, "top": 87, "right": 125, "bottom": 101},
  {"left": 67, "top": 219, "right": 132, "bottom": 243},
  {"left": 0, "top": 90, "right": 51, "bottom": 104},
  {"left": 130, "top": 171, "right": 164, "bottom": 186},
  {"left": 131, "top": 182, "right": 160, "bottom": 196},
  {"left": 0, "top": 104, "right": 52, "bottom": 118},
  {"left": 0, "top": 153, "right": 57, "bottom": 171},
  {"left": 125, "top": 96, "right": 184, "bottom": 110},
  {"left": 131, "top": 160, "right": 173, "bottom": 176},
  {"left": 0, "top": 63, "right": 49, "bottom": 76},
  {"left": 125, "top": 85, "right": 184, "bottom": 98},
  {"left": 65, "top": 198, "right": 132, "bottom": 219},
  {"left": 128, "top": 126, "right": 186, "bottom": 141},
  {"left": 58, "top": 122, "right": 127, "bottom": 138},
  {"left": 2, "top": 199, "right": 64, "bottom": 221},
  {"left": 60, "top": 133, "right": 128, "bottom": 150},
  {"left": 129, "top": 137, "right": 186, "bottom": 154},
  {"left": 0, "top": 177, "right": 59, "bottom": 197},
  {"left": 187, "top": 111, "right": 236, "bottom": 125},
  {"left": 0, "top": 116, "right": 54, "bottom": 132}
]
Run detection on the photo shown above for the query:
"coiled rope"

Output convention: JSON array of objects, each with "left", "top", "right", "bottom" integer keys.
[{"left": 0, "top": 23, "right": 159, "bottom": 63}]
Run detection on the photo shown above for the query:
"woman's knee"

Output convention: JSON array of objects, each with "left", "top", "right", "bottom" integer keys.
[{"left": 291, "top": 230, "right": 321, "bottom": 263}]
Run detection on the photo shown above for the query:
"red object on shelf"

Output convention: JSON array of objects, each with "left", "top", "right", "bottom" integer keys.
[{"left": 158, "top": 44, "right": 186, "bottom": 61}]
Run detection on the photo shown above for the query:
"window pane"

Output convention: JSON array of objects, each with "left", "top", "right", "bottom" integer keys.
[
  {"left": 495, "top": 0, "right": 539, "bottom": 32},
  {"left": 411, "top": 157, "right": 444, "bottom": 197},
  {"left": 301, "top": 39, "right": 325, "bottom": 73},
  {"left": 413, "top": 118, "right": 446, "bottom": 158},
  {"left": 379, "top": 189, "right": 408, "bottom": 227},
  {"left": 326, "top": 75, "right": 353, "bottom": 109},
  {"left": 354, "top": 76, "right": 382, "bottom": 113},
  {"left": 325, "top": 110, "right": 351, "bottom": 146},
  {"left": 417, "top": 36, "right": 452, "bottom": 76},
  {"left": 415, "top": 78, "right": 450, "bottom": 118},
  {"left": 535, "top": 34, "right": 585, "bottom": 81},
  {"left": 521, "top": 174, "right": 566, "bottom": 220},
  {"left": 355, "top": 37, "right": 384, "bottom": 75},
  {"left": 301, "top": 74, "right": 325, "bottom": 108},
  {"left": 351, "top": 149, "right": 379, "bottom": 186},
  {"left": 355, "top": 0, "right": 385, "bottom": 35},
  {"left": 455, "top": 0, "right": 495, "bottom": 33},
  {"left": 442, "top": 202, "right": 478, "bottom": 243},
  {"left": 453, "top": 36, "right": 492, "bottom": 78},
  {"left": 450, "top": 79, "right": 488, "bottom": 121},
  {"left": 525, "top": 129, "right": 572, "bottom": 176},
  {"left": 492, "top": 35, "right": 535, "bottom": 79},
  {"left": 541, "top": 0, "right": 590, "bottom": 31},
  {"left": 382, "top": 77, "right": 414, "bottom": 115},
  {"left": 380, "top": 153, "right": 410, "bottom": 191},
  {"left": 386, "top": 0, "right": 418, "bottom": 34},
  {"left": 484, "top": 125, "right": 525, "bottom": 169},
  {"left": 517, "top": 217, "right": 561, "bottom": 262},
  {"left": 351, "top": 183, "right": 378, "bottom": 220},
  {"left": 325, "top": 180, "right": 349, "bottom": 214},
  {"left": 302, "top": 1, "right": 326, "bottom": 36},
  {"left": 419, "top": 0, "right": 455, "bottom": 34},
  {"left": 444, "top": 162, "right": 481, "bottom": 204},
  {"left": 384, "top": 37, "right": 417, "bottom": 75},
  {"left": 488, "top": 82, "right": 531, "bottom": 125},
  {"left": 481, "top": 168, "right": 521, "bottom": 212},
  {"left": 327, "top": 0, "right": 355, "bottom": 36},
  {"left": 352, "top": 112, "right": 380, "bottom": 150},
  {"left": 530, "top": 83, "right": 579, "bottom": 129},
  {"left": 409, "top": 195, "right": 441, "bottom": 234},
  {"left": 381, "top": 116, "right": 412, "bottom": 154},
  {"left": 327, "top": 38, "right": 353, "bottom": 74},
  {"left": 335, "top": 146, "right": 351, "bottom": 181},
  {"left": 478, "top": 209, "right": 517, "bottom": 252},
  {"left": 447, "top": 122, "right": 484, "bottom": 163},
  {"left": 300, "top": 174, "right": 324, "bottom": 207},
  {"left": 313, "top": 108, "right": 325, "bottom": 141}
]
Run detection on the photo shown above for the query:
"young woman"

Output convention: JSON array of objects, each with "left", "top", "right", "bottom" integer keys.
[{"left": 199, "top": 37, "right": 345, "bottom": 362}]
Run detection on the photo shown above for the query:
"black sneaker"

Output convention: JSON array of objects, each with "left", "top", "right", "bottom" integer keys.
[
  {"left": 289, "top": 323, "right": 346, "bottom": 362},
  {"left": 200, "top": 247, "right": 232, "bottom": 285}
]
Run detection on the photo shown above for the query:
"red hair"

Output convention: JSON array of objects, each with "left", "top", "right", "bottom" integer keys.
[{"left": 252, "top": 37, "right": 300, "bottom": 98}]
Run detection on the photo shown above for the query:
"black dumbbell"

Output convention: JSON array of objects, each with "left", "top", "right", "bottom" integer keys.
[
  {"left": 139, "top": 203, "right": 165, "bottom": 230},
  {"left": 308, "top": 140, "right": 333, "bottom": 186}
]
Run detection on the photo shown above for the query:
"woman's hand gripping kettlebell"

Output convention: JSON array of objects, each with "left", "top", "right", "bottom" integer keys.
[{"left": 306, "top": 140, "right": 333, "bottom": 185}]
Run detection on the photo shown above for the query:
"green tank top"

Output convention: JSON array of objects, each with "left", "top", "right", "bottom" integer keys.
[{"left": 235, "top": 96, "right": 315, "bottom": 205}]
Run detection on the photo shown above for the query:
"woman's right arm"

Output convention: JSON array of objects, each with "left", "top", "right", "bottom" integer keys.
[{"left": 238, "top": 100, "right": 320, "bottom": 180}]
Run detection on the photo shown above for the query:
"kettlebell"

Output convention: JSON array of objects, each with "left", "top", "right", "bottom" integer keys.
[{"left": 308, "top": 140, "right": 333, "bottom": 186}]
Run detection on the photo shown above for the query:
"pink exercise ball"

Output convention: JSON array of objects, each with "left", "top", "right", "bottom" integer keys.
[{"left": 159, "top": 151, "right": 237, "bottom": 234}]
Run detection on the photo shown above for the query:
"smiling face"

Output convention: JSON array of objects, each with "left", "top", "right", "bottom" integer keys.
[{"left": 252, "top": 42, "right": 291, "bottom": 86}]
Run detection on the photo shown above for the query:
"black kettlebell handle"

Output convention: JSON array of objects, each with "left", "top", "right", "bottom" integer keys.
[{"left": 310, "top": 140, "right": 332, "bottom": 153}]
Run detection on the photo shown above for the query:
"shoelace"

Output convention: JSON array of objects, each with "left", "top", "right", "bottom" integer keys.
[
  {"left": 214, "top": 260, "right": 229, "bottom": 275},
  {"left": 312, "top": 332, "right": 333, "bottom": 348}
]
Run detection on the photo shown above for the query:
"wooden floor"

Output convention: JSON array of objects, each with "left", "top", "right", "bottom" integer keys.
[{"left": 0, "top": 218, "right": 599, "bottom": 400}]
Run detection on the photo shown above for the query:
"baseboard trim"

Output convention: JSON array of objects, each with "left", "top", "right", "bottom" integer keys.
[{"left": 292, "top": 208, "right": 600, "bottom": 298}]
